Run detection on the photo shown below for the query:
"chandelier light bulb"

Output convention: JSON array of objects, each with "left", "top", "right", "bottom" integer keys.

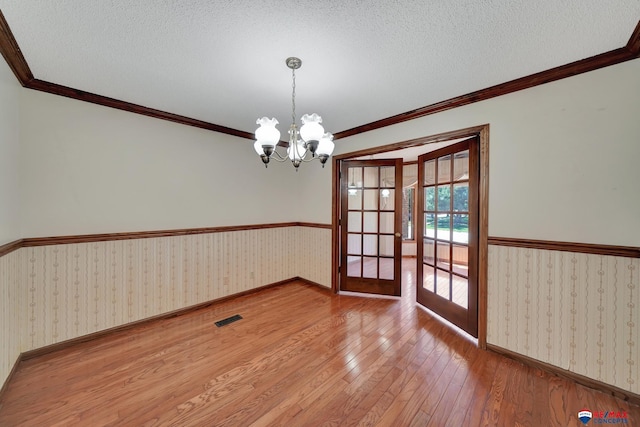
[
  {"left": 255, "top": 117, "right": 280, "bottom": 148},
  {"left": 288, "top": 140, "right": 306, "bottom": 161},
  {"left": 300, "top": 113, "right": 324, "bottom": 143},
  {"left": 316, "top": 132, "right": 334, "bottom": 167},
  {"left": 316, "top": 132, "right": 335, "bottom": 156},
  {"left": 253, "top": 140, "right": 265, "bottom": 156}
]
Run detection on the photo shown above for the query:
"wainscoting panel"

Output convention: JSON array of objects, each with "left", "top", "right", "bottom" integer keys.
[
  {"left": 0, "top": 224, "right": 332, "bottom": 394},
  {"left": 295, "top": 226, "right": 332, "bottom": 287},
  {"left": 487, "top": 245, "right": 639, "bottom": 395},
  {"left": 0, "top": 250, "right": 21, "bottom": 392}
]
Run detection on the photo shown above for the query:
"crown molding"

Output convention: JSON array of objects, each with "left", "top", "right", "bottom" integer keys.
[
  {"left": 0, "top": 10, "right": 31, "bottom": 85},
  {"left": 333, "top": 29, "right": 640, "bottom": 140},
  {"left": 27, "top": 78, "right": 255, "bottom": 139},
  {"left": 626, "top": 20, "right": 640, "bottom": 55},
  {"left": 0, "top": 10, "right": 253, "bottom": 141},
  {"left": 0, "top": 11, "right": 638, "bottom": 141}
]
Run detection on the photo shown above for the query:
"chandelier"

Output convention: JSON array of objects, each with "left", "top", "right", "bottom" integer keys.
[{"left": 253, "top": 57, "right": 334, "bottom": 170}]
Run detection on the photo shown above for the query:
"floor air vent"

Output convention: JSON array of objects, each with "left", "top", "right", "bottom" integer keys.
[{"left": 215, "top": 314, "right": 243, "bottom": 327}]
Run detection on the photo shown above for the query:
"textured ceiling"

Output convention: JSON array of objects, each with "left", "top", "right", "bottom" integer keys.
[{"left": 1, "top": 1, "right": 639, "bottom": 137}]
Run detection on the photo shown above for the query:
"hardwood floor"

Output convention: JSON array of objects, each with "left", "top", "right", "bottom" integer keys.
[
  {"left": 351, "top": 257, "right": 468, "bottom": 308},
  {"left": 0, "top": 275, "right": 638, "bottom": 426}
]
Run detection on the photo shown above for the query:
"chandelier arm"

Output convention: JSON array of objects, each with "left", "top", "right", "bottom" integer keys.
[
  {"left": 299, "top": 156, "right": 321, "bottom": 163},
  {"left": 270, "top": 149, "right": 288, "bottom": 162},
  {"left": 294, "top": 137, "right": 308, "bottom": 161}
]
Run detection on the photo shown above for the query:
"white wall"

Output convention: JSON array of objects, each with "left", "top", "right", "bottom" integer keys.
[
  {"left": 18, "top": 89, "right": 310, "bottom": 237},
  {"left": 0, "top": 59, "right": 21, "bottom": 245},
  {"left": 292, "top": 154, "right": 334, "bottom": 223},
  {"left": 0, "top": 58, "right": 21, "bottom": 394},
  {"left": 316, "top": 58, "right": 640, "bottom": 247}
]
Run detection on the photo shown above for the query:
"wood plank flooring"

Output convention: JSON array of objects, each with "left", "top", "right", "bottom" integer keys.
[{"left": 0, "top": 275, "right": 638, "bottom": 426}]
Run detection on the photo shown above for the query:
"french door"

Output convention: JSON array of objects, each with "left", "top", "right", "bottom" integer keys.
[
  {"left": 340, "top": 159, "right": 403, "bottom": 296},
  {"left": 417, "top": 138, "right": 479, "bottom": 336}
]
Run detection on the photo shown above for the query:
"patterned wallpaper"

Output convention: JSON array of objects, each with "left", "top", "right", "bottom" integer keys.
[
  {"left": 487, "top": 245, "right": 639, "bottom": 395},
  {"left": 0, "top": 250, "right": 21, "bottom": 393},
  {"left": 0, "top": 225, "right": 331, "bottom": 388},
  {"left": 3, "top": 231, "right": 638, "bottom": 397}
]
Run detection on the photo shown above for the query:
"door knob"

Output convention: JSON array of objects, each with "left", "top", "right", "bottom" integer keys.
[{"left": 395, "top": 232, "right": 401, "bottom": 237}]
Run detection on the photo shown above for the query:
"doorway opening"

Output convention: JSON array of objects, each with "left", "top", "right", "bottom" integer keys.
[{"left": 331, "top": 125, "right": 489, "bottom": 347}]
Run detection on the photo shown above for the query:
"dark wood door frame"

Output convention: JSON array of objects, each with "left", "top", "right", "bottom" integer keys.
[{"left": 331, "top": 124, "right": 490, "bottom": 348}]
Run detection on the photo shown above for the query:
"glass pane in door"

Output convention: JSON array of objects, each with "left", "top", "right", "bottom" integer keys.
[
  {"left": 454, "top": 150, "right": 469, "bottom": 181},
  {"left": 452, "top": 276, "right": 469, "bottom": 308},
  {"left": 347, "top": 234, "right": 361, "bottom": 254},
  {"left": 425, "top": 187, "right": 435, "bottom": 211},
  {"left": 380, "top": 235, "right": 394, "bottom": 257},
  {"left": 452, "top": 244, "right": 468, "bottom": 277},
  {"left": 363, "top": 190, "right": 378, "bottom": 210},
  {"left": 438, "top": 155, "right": 452, "bottom": 183},
  {"left": 435, "top": 268, "right": 450, "bottom": 300},
  {"left": 423, "top": 239, "right": 435, "bottom": 264},
  {"left": 347, "top": 212, "right": 362, "bottom": 232},
  {"left": 379, "top": 257, "right": 394, "bottom": 280},
  {"left": 453, "top": 183, "right": 468, "bottom": 212},
  {"left": 363, "top": 167, "right": 379, "bottom": 187},
  {"left": 423, "top": 264, "right": 435, "bottom": 292},
  {"left": 380, "top": 166, "right": 395, "bottom": 187},
  {"left": 349, "top": 167, "right": 363, "bottom": 188},
  {"left": 363, "top": 212, "right": 378, "bottom": 233},
  {"left": 424, "top": 160, "right": 436, "bottom": 185},
  {"left": 363, "top": 235, "right": 378, "bottom": 256},
  {"left": 347, "top": 256, "right": 361, "bottom": 277},
  {"left": 348, "top": 191, "right": 362, "bottom": 210},
  {"left": 425, "top": 213, "right": 435, "bottom": 238},
  {"left": 380, "top": 212, "right": 394, "bottom": 233},
  {"left": 363, "top": 257, "right": 377, "bottom": 278}
]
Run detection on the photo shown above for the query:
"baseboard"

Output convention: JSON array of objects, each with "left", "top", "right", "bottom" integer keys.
[
  {"left": 0, "top": 353, "right": 22, "bottom": 407},
  {"left": 293, "top": 276, "right": 333, "bottom": 293},
  {"left": 487, "top": 343, "right": 640, "bottom": 407}
]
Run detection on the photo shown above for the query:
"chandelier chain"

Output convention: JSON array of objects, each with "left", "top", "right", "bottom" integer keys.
[{"left": 291, "top": 67, "right": 296, "bottom": 126}]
